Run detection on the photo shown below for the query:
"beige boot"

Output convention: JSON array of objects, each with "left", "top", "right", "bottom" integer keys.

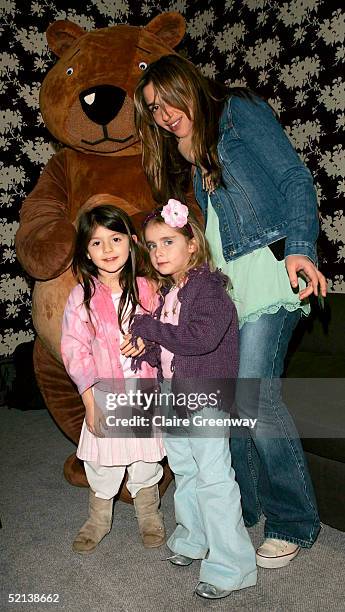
[
  {"left": 72, "top": 489, "right": 113, "bottom": 554},
  {"left": 133, "top": 484, "right": 165, "bottom": 548}
]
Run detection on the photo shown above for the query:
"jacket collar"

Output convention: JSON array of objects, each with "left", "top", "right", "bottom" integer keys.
[{"left": 159, "top": 263, "right": 210, "bottom": 299}]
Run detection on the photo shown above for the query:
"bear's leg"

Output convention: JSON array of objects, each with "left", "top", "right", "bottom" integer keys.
[
  {"left": 33, "top": 338, "right": 173, "bottom": 501},
  {"left": 33, "top": 337, "right": 88, "bottom": 486}
]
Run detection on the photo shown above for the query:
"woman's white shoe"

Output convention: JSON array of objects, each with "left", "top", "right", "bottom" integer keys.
[{"left": 256, "top": 538, "right": 300, "bottom": 568}]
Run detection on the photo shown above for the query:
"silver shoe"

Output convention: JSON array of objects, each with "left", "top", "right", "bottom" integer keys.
[
  {"left": 167, "top": 554, "right": 193, "bottom": 566},
  {"left": 195, "top": 582, "right": 232, "bottom": 599}
]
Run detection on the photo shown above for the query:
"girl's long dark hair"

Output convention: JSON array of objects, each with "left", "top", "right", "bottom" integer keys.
[
  {"left": 72, "top": 205, "right": 147, "bottom": 334},
  {"left": 134, "top": 54, "right": 253, "bottom": 203}
]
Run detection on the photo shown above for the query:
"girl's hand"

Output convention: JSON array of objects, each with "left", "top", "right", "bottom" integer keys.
[
  {"left": 85, "top": 402, "right": 107, "bottom": 437},
  {"left": 120, "top": 333, "right": 146, "bottom": 357},
  {"left": 285, "top": 255, "right": 327, "bottom": 300}
]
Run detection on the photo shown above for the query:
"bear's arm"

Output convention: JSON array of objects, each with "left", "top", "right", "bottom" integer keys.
[{"left": 15, "top": 150, "right": 76, "bottom": 280}]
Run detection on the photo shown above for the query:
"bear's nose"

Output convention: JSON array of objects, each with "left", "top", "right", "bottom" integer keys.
[{"left": 79, "top": 85, "right": 126, "bottom": 126}]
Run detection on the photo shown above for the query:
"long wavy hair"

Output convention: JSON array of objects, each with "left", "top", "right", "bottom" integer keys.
[
  {"left": 134, "top": 54, "right": 253, "bottom": 203},
  {"left": 73, "top": 205, "right": 148, "bottom": 333}
]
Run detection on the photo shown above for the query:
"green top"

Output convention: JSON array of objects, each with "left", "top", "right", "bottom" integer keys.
[{"left": 205, "top": 197, "right": 310, "bottom": 328}]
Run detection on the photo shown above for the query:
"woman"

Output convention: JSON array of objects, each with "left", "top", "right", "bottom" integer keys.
[{"left": 134, "top": 54, "right": 327, "bottom": 569}]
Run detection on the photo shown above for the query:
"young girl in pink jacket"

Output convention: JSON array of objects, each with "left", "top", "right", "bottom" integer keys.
[{"left": 61, "top": 204, "right": 165, "bottom": 554}]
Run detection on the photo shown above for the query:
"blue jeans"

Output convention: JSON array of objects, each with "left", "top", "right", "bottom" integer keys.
[
  {"left": 164, "top": 409, "right": 257, "bottom": 591},
  {"left": 231, "top": 307, "right": 320, "bottom": 547}
]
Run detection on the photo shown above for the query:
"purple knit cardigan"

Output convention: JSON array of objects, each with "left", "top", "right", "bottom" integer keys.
[{"left": 130, "top": 265, "right": 239, "bottom": 382}]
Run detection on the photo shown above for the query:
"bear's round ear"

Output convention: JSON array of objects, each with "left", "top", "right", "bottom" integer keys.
[
  {"left": 46, "top": 20, "right": 85, "bottom": 57},
  {"left": 144, "top": 12, "right": 186, "bottom": 48}
]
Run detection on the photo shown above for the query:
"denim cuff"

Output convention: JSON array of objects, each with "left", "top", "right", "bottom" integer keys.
[
  {"left": 285, "top": 241, "right": 317, "bottom": 265},
  {"left": 264, "top": 530, "right": 320, "bottom": 548}
]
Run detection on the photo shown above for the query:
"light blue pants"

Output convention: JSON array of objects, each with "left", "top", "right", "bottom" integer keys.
[{"left": 164, "top": 411, "right": 257, "bottom": 591}]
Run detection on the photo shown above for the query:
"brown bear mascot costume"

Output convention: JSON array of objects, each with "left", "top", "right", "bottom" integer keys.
[{"left": 15, "top": 12, "right": 186, "bottom": 500}]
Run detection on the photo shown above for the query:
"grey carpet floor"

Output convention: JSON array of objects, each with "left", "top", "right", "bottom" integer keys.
[{"left": 1, "top": 406, "right": 344, "bottom": 612}]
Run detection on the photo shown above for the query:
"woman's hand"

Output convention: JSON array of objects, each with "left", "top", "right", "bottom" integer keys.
[
  {"left": 285, "top": 255, "right": 327, "bottom": 300},
  {"left": 120, "top": 333, "right": 146, "bottom": 357}
]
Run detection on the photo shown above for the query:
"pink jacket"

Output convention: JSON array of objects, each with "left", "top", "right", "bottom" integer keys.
[
  {"left": 61, "top": 276, "right": 157, "bottom": 395},
  {"left": 61, "top": 277, "right": 165, "bottom": 466}
]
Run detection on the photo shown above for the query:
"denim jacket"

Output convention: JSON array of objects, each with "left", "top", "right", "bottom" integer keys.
[{"left": 193, "top": 95, "right": 319, "bottom": 263}]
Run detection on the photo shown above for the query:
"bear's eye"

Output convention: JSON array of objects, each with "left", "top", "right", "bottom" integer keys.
[
  {"left": 138, "top": 61, "right": 148, "bottom": 71},
  {"left": 66, "top": 67, "right": 74, "bottom": 76}
]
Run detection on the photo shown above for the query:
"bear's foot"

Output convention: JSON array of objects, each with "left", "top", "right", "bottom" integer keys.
[{"left": 63, "top": 453, "right": 88, "bottom": 487}]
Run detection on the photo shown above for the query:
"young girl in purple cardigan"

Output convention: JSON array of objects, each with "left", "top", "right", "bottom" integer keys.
[{"left": 128, "top": 200, "right": 257, "bottom": 600}]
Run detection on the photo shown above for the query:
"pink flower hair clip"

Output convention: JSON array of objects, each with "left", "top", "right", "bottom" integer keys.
[
  {"left": 143, "top": 199, "right": 194, "bottom": 237},
  {"left": 161, "top": 199, "right": 189, "bottom": 228}
]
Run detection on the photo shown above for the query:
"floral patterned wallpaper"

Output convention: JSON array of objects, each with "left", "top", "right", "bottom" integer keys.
[{"left": 1, "top": 0, "right": 344, "bottom": 357}]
